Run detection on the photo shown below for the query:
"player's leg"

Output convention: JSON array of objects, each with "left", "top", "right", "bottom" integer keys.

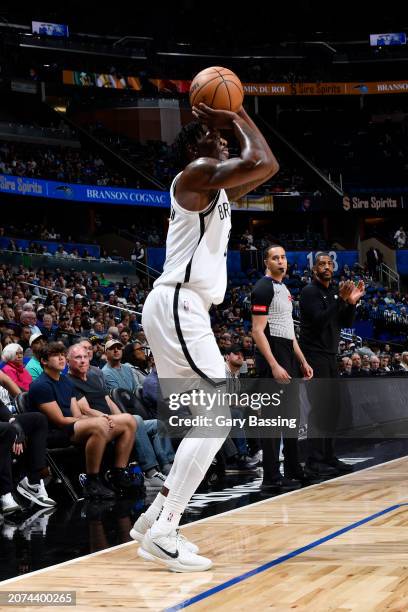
[{"left": 137, "top": 286, "right": 230, "bottom": 571}]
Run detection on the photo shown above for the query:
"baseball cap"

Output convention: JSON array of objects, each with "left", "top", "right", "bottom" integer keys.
[
  {"left": 224, "top": 344, "right": 244, "bottom": 355},
  {"left": 29, "top": 332, "right": 44, "bottom": 347},
  {"left": 74, "top": 294, "right": 83, "bottom": 300},
  {"left": 105, "top": 339, "right": 123, "bottom": 351}
]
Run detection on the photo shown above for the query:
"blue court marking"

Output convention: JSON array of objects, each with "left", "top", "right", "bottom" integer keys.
[{"left": 165, "top": 502, "right": 408, "bottom": 611}]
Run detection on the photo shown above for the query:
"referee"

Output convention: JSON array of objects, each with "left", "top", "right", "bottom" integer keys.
[
  {"left": 299, "top": 252, "right": 365, "bottom": 478},
  {"left": 252, "top": 244, "right": 313, "bottom": 492}
]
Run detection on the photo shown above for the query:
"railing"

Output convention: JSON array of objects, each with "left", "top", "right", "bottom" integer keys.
[{"left": 379, "top": 262, "right": 400, "bottom": 292}]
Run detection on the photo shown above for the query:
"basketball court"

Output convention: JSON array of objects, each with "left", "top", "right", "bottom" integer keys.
[{"left": 1, "top": 455, "right": 407, "bottom": 611}]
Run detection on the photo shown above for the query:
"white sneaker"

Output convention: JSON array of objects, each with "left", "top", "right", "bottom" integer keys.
[
  {"left": 138, "top": 529, "right": 212, "bottom": 573},
  {"left": 1, "top": 493, "right": 21, "bottom": 514},
  {"left": 17, "top": 477, "right": 56, "bottom": 508},
  {"left": 130, "top": 513, "right": 199, "bottom": 553},
  {"left": 144, "top": 472, "right": 166, "bottom": 489}
]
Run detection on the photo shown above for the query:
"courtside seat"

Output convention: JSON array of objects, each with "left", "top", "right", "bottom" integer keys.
[{"left": 109, "top": 387, "right": 150, "bottom": 420}]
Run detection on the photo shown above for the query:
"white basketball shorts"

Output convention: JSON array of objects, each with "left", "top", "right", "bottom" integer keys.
[{"left": 142, "top": 283, "right": 225, "bottom": 383}]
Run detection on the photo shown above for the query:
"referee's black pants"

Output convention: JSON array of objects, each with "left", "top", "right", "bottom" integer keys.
[
  {"left": 256, "top": 337, "right": 301, "bottom": 483},
  {"left": 301, "top": 350, "right": 339, "bottom": 463}
]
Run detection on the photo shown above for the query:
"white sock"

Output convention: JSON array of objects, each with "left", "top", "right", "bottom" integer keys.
[
  {"left": 144, "top": 492, "right": 166, "bottom": 524},
  {"left": 150, "top": 508, "right": 182, "bottom": 538}
]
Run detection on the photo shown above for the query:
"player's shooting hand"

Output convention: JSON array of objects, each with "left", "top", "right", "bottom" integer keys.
[{"left": 192, "top": 103, "right": 238, "bottom": 129}]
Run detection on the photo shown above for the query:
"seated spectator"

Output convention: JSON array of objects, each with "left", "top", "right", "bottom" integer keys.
[
  {"left": 340, "top": 357, "right": 352, "bottom": 376},
  {"left": 369, "top": 355, "right": 381, "bottom": 375},
  {"left": 225, "top": 346, "right": 260, "bottom": 470},
  {"left": 19, "top": 326, "right": 32, "bottom": 352},
  {"left": 361, "top": 354, "right": 371, "bottom": 375},
  {"left": 0, "top": 369, "right": 21, "bottom": 410},
  {"left": 25, "top": 333, "right": 46, "bottom": 381},
  {"left": 67, "top": 344, "right": 172, "bottom": 486},
  {"left": 20, "top": 310, "right": 41, "bottom": 335},
  {"left": 39, "top": 313, "right": 57, "bottom": 342},
  {"left": 350, "top": 352, "right": 368, "bottom": 377},
  {"left": 1, "top": 343, "right": 32, "bottom": 391},
  {"left": 119, "top": 327, "right": 132, "bottom": 346},
  {"left": 400, "top": 351, "right": 408, "bottom": 372},
  {"left": 379, "top": 354, "right": 391, "bottom": 373},
  {"left": 0, "top": 397, "right": 56, "bottom": 513},
  {"left": 122, "top": 340, "right": 150, "bottom": 388},
  {"left": 28, "top": 342, "right": 136, "bottom": 499},
  {"left": 102, "top": 340, "right": 141, "bottom": 394}
]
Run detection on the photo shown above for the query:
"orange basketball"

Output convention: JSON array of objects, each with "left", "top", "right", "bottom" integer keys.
[{"left": 189, "top": 66, "right": 244, "bottom": 113}]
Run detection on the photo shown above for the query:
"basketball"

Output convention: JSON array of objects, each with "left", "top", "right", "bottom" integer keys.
[{"left": 189, "top": 66, "right": 244, "bottom": 113}]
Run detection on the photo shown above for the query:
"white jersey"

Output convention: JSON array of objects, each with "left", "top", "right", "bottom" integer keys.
[{"left": 154, "top": 173, "right": 231, "bottom": 306}]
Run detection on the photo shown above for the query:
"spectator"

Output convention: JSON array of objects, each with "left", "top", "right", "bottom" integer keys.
[
  {"left": 67, "top": 344, "right": 171, "bottom": 487},
  {"left": 398, "top": 352, "right": 408, "bottom": 372},
  {"left": 131, "top": 242, "right": 145, "bottom": 263},
  {"left": 28, "top": 342, "right": 135, "bottom": 499},
  {"left": 1, "top": 343, "right": 32, "bottom": 391},
  {"left": 370, "top": 355, "right": 381, "bottom": 375},
  {"left": 340, "top": 357, "right": 352, "bottom": 376},
  {"left": 394, "top": 226, "right": 406, "bottom": 249},
  {"left": 0, "top": 397, "right": 56, "bottom": 512},
  {"left": 102, "top": 340, "right": 140, "bottom": 394},
  {"left": 20, "top": 310, "right": 41, "bottom": 335},
  {"left": 39, "top": 313, "right": 57, "bottom": 341},
  {"left": 19, "top": 326, "right": 32, "bottom": 352},
  {"left": 366, "top": 247, "right": 382, "bottom": 280},
  {"left": 122, "top": 340, "right": 150, "bottom": 388},
  {"left": 119, "top": 327, "right": 131, "bottom": 346},
  {"left": 224, "top": 346, "right": 260, "bottom": 470},
  {"left": 25, "top": 333, "right": 46, "bottom": 381},
  {"left": 350, "top": 353, "right": 367, "bottom": 377}
]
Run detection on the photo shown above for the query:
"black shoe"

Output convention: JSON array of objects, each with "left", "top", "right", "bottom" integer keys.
[
  {"left": 228, "top": 455, "right": 261, "bottom": 471},
  {"left": 326, "top": 457, "right": 353, "bottom": 473},
  {"left": 106, "top": 468, "right": 139, "bottom": 491},
  {"left": 261, "top": 476, "right": 302, "bottom": 493},
  {"left": 83, "top": 476, "right": 116, "bottom": 500},
  {"left": 285, "top": 465, "right": 310, "bottom": 485},
  {"left": 305, "top": 461, "right": 338, "bottom": 478}
]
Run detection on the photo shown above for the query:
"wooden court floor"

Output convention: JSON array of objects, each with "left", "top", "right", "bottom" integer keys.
[{"left": 1, "top": 456, "right": 408, "bottom": 611}]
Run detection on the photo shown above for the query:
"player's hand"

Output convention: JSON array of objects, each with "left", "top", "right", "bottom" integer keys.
[
  {"left": 348, "top": 280, "right": 365, "bottom": 305},
  {"left": 271, "top": 363, "right": 292, "bottom": 384},
  {"left": 300, "top": 361, "right": 313, "bottom": 380},
  {"left": 192, "top": 103, "right": 238, "bottom": 129}
]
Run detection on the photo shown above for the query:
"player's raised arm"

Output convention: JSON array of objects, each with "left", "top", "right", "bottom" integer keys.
[{"left": 181, "top": 103, "right": 278, "bottom": 194}]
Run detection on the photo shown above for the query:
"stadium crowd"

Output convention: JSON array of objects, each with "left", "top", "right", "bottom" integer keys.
[
  {"left": 0, "top": 140, "right": 127, "bottom": 187},
  {"left": 1, "top": 255, "right": 407, "bottom": 514}
]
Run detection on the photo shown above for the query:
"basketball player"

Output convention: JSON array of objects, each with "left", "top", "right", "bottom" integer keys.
[
  {"left": 132, "top": 102, "right": 279, "bottom": 571},
  {"left": 251, "top": 245, "right": 313, "bottom": 492}
]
